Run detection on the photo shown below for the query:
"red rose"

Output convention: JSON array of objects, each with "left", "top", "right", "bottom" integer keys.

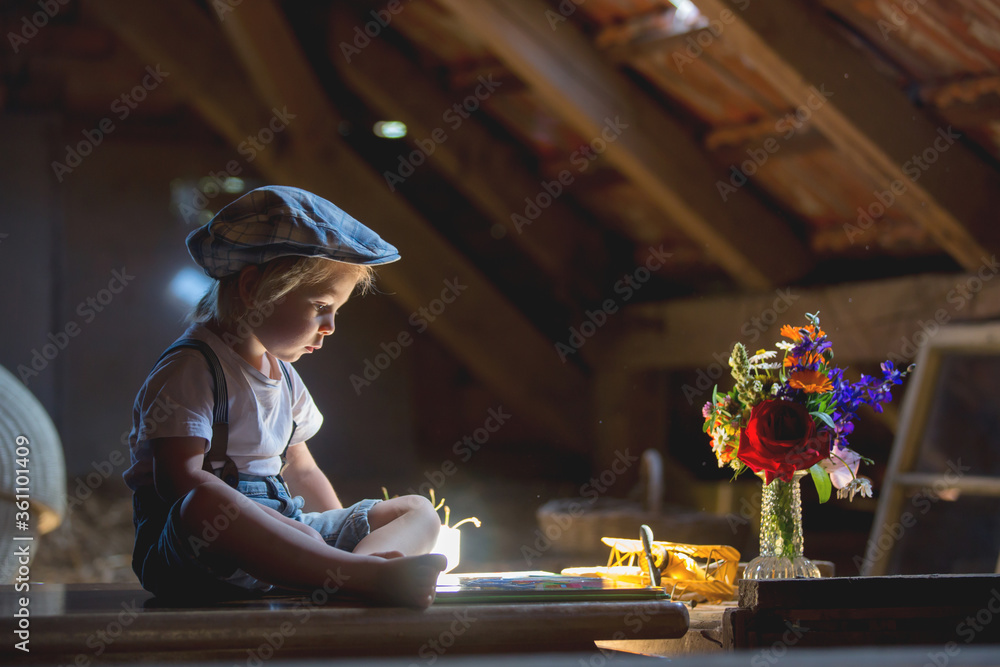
[{"left": 738, "top": 400, "right": 830, "bottom": 484}]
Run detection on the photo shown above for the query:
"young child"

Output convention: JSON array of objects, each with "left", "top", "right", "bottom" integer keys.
[{"left": 124, "top": 185, "right": 446, "bottom": 608}]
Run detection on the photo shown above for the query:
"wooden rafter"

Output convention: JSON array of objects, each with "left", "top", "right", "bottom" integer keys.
[
  {"left": 690, "top": 0, "right": 1000, "bottom": 271},
  {"left": 86, "top": 0, "right": 270, "bottom": 158},
  {"left": 434, "top": 0, "right": 814, "bottom": 291},
  {"left": 89, "top": 0, "right": 590, "bottom": 451},
  {"left": 607, "top": 272, "right": 1000, "bottom": 371},
  {"left": 327, "top": 3, "right": 605, "bottom": 306}
]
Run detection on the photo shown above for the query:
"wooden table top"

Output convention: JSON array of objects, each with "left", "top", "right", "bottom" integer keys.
[{"left": 1, "top": 582, "right": 690, "bottom": 663}]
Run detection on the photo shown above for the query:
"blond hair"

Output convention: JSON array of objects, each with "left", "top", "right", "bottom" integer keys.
[{"left": 191, "top": 256, "right": 375, "bottom": 327}]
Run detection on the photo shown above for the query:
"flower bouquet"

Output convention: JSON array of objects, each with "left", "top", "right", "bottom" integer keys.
[{"left": 702, "top": 312, "right": 910, "bottom": 577}]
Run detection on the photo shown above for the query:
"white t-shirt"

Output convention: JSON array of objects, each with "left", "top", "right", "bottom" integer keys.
[{"left": 123, "top": 323, "right": 324, "bottom": 491}]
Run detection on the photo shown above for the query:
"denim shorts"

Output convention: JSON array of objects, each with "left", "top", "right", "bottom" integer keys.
[
  {"left": 236, "top": 475, "right": 380, "bottom": 550},
  {"left": 131, "top": 476, "right": 380, "bottom": 598}
]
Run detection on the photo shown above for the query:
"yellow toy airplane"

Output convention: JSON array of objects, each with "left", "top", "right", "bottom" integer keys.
[{"left": 562, "top": 525, "right": 740, "bottom": 603}]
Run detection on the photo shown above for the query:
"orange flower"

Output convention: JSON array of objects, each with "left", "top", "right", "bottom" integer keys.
[
  {"left": 788, "top": 369, "right": 833, "bottom": 394},
  {"left": 784, "top": 350, "right": 823, "bottom": 368},
  {"left": 781, "top": 324, "right": 825, "bottom": 342}
]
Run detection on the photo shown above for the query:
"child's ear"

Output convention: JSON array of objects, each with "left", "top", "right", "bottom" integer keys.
[{"left": 236, "top": 265, "right": 262, "bottom": 310}]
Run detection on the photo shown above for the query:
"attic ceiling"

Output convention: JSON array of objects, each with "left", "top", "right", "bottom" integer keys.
[{"left": 4, "top": 0, "right": 1000, "bottom": 454}]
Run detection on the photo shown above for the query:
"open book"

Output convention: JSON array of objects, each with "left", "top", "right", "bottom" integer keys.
[{"left": 433, "top": 571, "right": 669, "bottom": 603}]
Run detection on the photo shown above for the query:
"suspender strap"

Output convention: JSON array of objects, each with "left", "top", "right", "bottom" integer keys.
[
  {"left": 154, "top": 337, "right": 298, "bottom": 489},
  {"left": 156, "top": 338, "right": 238, "bottom": 488},
  {"left": 277, "top": 360, "right": 297, "bottom": 475}
]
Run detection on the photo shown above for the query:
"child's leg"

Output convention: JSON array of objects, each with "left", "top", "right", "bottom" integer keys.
[
  {"left": 352, "top": 495, "right": 441, "bottom": 557},
  {"left": 178, "top": 482, "right": 445, "bottom": 608}
]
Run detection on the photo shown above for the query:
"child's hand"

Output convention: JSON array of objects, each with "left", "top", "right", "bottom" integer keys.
[{"left": 369, "top": 550, "right": 405, "bottom": 560}]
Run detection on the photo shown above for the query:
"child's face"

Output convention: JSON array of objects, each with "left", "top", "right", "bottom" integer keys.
[{"left": 254, "top": 270, "right": 359, "bottom": 362}]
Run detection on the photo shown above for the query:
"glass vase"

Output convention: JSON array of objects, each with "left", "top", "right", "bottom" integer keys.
[{"left": 743, "top": 470, "right": 821, "bottom": 579}]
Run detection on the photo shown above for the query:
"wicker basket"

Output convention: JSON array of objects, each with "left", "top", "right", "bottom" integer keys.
[{"left": 536, "top": 449, "right": 741, "bottom": 560}]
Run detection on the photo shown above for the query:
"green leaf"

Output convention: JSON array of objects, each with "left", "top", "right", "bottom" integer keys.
[
  {"left": 810, "top": 464, "right": 832, "bottom": 504},
  {"left": 811, "top": 410, "right": 836, "bottom": 430}
]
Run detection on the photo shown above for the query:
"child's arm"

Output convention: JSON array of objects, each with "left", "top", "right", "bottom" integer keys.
[
  {"left": 151, "top": 436, "right": 224, "bottom": 501},
  {"left": 281, "top": 442, "right": 343, "bottom": 512},
  {"left": 150, "top": 436, "right": 323, "bottom": 540}
]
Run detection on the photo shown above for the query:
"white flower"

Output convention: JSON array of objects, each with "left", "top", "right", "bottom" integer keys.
[
  {"left": 753, "top": 362, "right": 782, "bottom": 370},
  {"left": 836, "top": 476, "right": 873, "bottom": 502},
  {"left": 820, "top": 444, "right": 861, "bottom": 489},
  {"left": 749, "top": 350, "right": 777, "bottom": 363}
]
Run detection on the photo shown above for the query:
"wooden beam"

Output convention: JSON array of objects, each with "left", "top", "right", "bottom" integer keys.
[
  {"left": 90, "top": 0, "right": 590, "bottom": 450},
  {"left": 690, "top": 0, "right": 1000, "bottom": 271},
  {"left": 327, "top": 3, "right": 604, "bottom": 304},
  {"left": 920, "top": 75, "right": 1000, "bottom": 109},
  {"left": 87, "top": 0, "right": 274, "bottom": 159},
  {"left": 606, "top": 271, "right": 1000, "bottom": 373},
  {"left": 434, "top": 0, "right": 813, "bottom": 290},
  {"left": 207, "top": 0, "right": 339, "bottom": 153}
]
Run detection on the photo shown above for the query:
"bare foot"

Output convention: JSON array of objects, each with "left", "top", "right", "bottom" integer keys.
[{"left": 372, "top": 553, "right": 447, "bottom": 609}]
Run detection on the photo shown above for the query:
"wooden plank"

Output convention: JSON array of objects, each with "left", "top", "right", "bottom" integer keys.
[
  {"left": 327, "top": 3, "right": 605, "bottom": 304},
  {"left": 738, "top": 573, "right": 1000, "bottom": 610},
  {"left": 920, "top": 75, "right": 1000, "bottom": 109},
  {"left": 434, "top": 0, "right": 814, "bottom": 290},
  {"left": 606, "top": 271, "right": 1000, "bottom": 372},
  {"left": 0, "top": 584, "right": 690, "bottom": 661},
  {"left": 893, "top": 473, "right": 1000, "bottom": 496},
  {"left": 690, "top": 0, "right": 1000, "bottom": 271},
  {"left": 821, "top": 0, "right": 1000, "bottom": 80},
  {"left": 89, "top": 0, "right": 590, "bottom": 450},
  {"left": 731, "top": 575, "right": 1000, "bottom": 648}
]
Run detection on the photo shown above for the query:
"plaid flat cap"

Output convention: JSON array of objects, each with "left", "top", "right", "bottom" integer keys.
[{"left": 186, "top": 185, "right": 400, "bottom": 279}]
